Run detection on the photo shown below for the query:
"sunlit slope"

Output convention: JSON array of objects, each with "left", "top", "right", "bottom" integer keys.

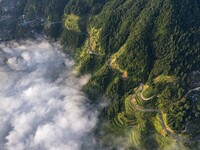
[{"left": 69, "top": 0, "right": 200, "bottom": 149}]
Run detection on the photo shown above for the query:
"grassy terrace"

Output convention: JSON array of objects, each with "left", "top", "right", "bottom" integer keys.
[
  {"left": 112, "top": 82, "right": 180, "bottom": 148},
  {"left": 154, "top": 75, "right": 177, "bottom": 84},
  {"left": 64, "top": 14, "right": 80, "bottom": 32}
]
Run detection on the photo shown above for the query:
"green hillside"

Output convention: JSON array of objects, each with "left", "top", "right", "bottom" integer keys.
[
  {"left": 64, "top": 0, "right": 200, "bottom": 149},
  {"left": 1, "top": 0, "right": 200, "bottom": 149}
]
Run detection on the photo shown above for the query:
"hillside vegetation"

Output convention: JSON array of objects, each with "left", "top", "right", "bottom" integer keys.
[
  {"left": 63, "top": 0, "right": 200, "bottom": 149},
  {"left": 1, "top": 0, "right": 200, "bottom": 149}
]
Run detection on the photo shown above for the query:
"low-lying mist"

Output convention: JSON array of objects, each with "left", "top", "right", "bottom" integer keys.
[{"left": 0, "top": 39, "right": 97, "bottom": 150}]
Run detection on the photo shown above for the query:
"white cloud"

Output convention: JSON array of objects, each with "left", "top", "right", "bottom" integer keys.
[{"left": 0, "top": 39, "right": 97, "bottom": 150}]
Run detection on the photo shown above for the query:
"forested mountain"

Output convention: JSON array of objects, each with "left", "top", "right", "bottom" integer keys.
[{"left": 1, "top": 0, "right": 200, "bottom": 149}]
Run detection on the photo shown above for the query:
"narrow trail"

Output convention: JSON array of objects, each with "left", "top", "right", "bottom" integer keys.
[
  {"left": 88, "top": 34, "right": 98, "bottom": 55},
  {"left": 129, "top": 84, "right": 200, "bottom": 144},
  {"left": 181, "top": 121, "right": 191, "bottom": 133},
  {"left": 185, "top": 87, "right": 200, "bottom": 96},
  {"left": 88, "top": 35, "right": 93, "bottom": 53}
]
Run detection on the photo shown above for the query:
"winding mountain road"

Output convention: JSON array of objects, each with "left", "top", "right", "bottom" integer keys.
[
  {"left": 130, "top": 84, "right": 200, "bottom": 144},
  {"left": 140, "top": 84, "right": 155, "bottom": 101}
]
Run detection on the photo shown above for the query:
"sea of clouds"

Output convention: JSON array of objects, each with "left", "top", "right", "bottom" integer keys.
[{"left": 0, "top": 39, "right": 97, "bottom": 150}]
